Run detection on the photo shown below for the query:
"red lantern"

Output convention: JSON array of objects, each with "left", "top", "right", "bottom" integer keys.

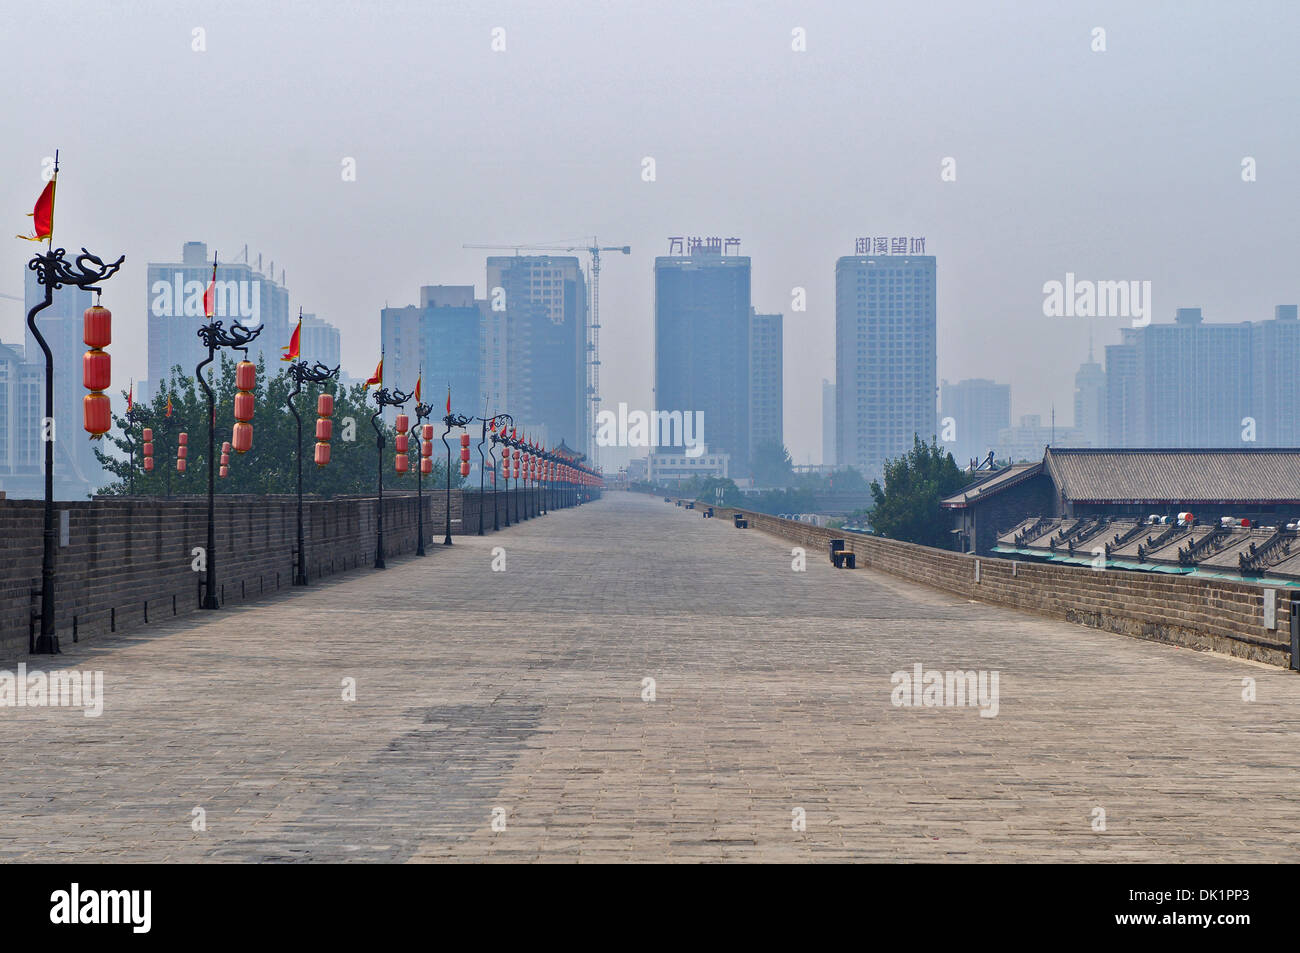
[
  {"left": 143, "top": 427, "right": 153, "bottom": 442},
  {"left": 460, "top": 447, "right": 470, "bottom": 463},
  {"left": 220, "top": 453, "right": 229, "bottom": 466},
  {"left": 421, "top": 457, "right": 432, "bottom": 475},
  {"left": 82, "top": 350, "right": 111, "bottom": 391},
  {"left": 394, "top": 413, "right": 409, "bottom": 433},
  {"left": 460, "top": 433, "right": 470, "bottom": 448},
  {"left": 235, "top": 360, "right": 256, "bottom": 391},
  {"left": 143, "top": 441, "right": 154, "bottom": 456},
  {"left": 422, "top": 423, "right": 434, "bottom": 441},
  {"left": 316, "top": 418, "right": 332, "bottom": 441},
  {"left": 317, "top": 392, "right": 334, "bottom": 417},
  {"left": 232, "top": 421, "right": 253, "bottom": 454},
  {"left": 82, "top": 393, "right": 111, "bottom": 438},
  {"left": 222, "top": 440, "right": 231, "bottom": 453},
  {"left": 83, "top": 305, "right": 112, "bottom": 349},
  {"left": 177, "top": 446, "right": 187, "bottom": 460},
  {"left": 219, "top": 465, "right": 229, "bottom": 478},
  {"left": 314, "top": 442, "right": 331, "bottom": 467},
  {"left": 178, "top": 432, "right": 188, "bottom": 446},
  {"left": 234, "top": 391, "right": 255, "bottom": 422},
  {"left": 395, "top": 433, "right": 409, "bottom": 453},
  {"left": 460, "top": 461, "right": 470, "bottom": 477},
  {"left": 143, "top": 457, "right": 154, "bottom": 472},
  {"left": 395, "top": 453, "right": 409, "bottom": 473},
  {"left": 421, "top": 440, "right": 432, "bottom": 458},
  {"left": 177, "top": 458, "right": 187, "bottom": 473}
]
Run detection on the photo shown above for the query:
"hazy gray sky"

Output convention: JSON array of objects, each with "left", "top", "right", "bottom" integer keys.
[{"left": 3, "top": 0, "right": 1296, "bottom": 465}]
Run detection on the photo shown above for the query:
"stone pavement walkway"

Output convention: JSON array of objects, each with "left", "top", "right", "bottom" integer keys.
[{"left": 2, "top": 491, "right": 1298, "bottom": 862}]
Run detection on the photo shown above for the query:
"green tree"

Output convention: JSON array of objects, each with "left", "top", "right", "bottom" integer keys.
[
  {"left": 95, "top": 357, "right": 455, "bottom": 497},
  {"left": 750, "top": 440, "right": 793, "bottom": 488},
  {"left": 867, "top": 435, "right": 968, "bottom": 548},
  {"left": 690, "top": 476, "right": 743, "bottom": 506}
]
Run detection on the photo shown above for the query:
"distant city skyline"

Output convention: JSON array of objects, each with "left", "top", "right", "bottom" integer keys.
[{"left": 3, "top": 2, "right": 1295, "bottom": 468}]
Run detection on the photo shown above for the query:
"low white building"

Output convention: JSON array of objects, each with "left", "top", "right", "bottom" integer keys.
[{"left": 647, "top": 447, "right": 730, "bottom": 483}]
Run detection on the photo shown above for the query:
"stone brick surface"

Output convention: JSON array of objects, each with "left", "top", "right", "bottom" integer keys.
[{"left": 0, "top": 491, "right": 1297, "bottom": 863}]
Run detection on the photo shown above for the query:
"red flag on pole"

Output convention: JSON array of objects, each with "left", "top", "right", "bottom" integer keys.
[
  {"left": 16, "top": 173, "right": 55, "bottom": 243},
  {"left": 414, "top": 373, "right": 422, "bottom": 405},
  {"left": 445, "top": 385, "right": 451, "bottom": 415},
  {"left": 202, "top": 256, "right": 217, "bottom": 318},
  {"left": 166, "top": 395, "right": 173, "bottom": 418},
  {"left": 281, "top": 311, "right": 301, "bottom": 361},
  {"left": 127, "top": 381, "right": 133, "bottom": 413},
  {"left": 364, "top": 357, "right": 383, "bottom": 390}
]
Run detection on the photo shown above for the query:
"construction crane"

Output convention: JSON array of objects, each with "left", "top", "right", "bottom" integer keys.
[{"left": 463, "top": 239, "right": 630, "bottom": 466}]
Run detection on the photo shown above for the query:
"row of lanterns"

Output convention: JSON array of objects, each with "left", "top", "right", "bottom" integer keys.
[
  {"left": 394, "top": 413, "right": 410, "bottom": 473},
  {"left": 315, "top": 392, "right": 333, "bottom": 467},
  {"left": 231, "top": 360, "right": 255, "bottom": 453},
  {"left": 176, "top": 431, "right": 188, "bottom": 473},
  {"left": 82, "top": 304, "right": 113, "bottom": 438}
]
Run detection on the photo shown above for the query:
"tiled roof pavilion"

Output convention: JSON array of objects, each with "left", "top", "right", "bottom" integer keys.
[{"left": 1042, "top": 448, "right": 1300, "bottom": 505}]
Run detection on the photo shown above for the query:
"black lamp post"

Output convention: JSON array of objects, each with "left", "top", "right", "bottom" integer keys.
[
  {"left": 146, "top": 405, "right": 186, "bottom": 499},
  {"left": 409, "top": 397, "right": 433, "bottom": 556},
  {"left": 286, "top": 358, "right": 339, "bottom": 585},
  {"left": 26, "top": 244, "right": 124, "bottom": 653},
  {"left": 196, "top": 314, "right": 262, "bottom": 610},
  {"left": 370, "top": 385, "right": 412, "bottom": 569},
  {"left": 478, "top": 413, "right": 511, "bottom": 534},
  {"left": 507, "top": 432, "right": 521, "bottom": 524},
  {"left": 539, "top": 447, "right": 549, "bottom": 516},
  {"left": 122, "top": 400, "right": 145, "bottom": 496},
  {"left": 489, "top": 414, "right": 512, "bottom": 530},
  {"left": 441, "top": 408, "right": 471, "bottom": 545}
]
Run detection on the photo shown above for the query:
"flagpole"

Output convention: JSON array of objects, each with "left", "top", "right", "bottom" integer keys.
[{"left": 46, "top": 150, "right": 57, "bottom": 252}]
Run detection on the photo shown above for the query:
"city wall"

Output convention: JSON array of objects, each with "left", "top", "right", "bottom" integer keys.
[
  {"left": 0, "top": 488, "right": 544, "bottom": 657},
  {"left": 683, "top": 500, "right": 1296, "bottom": 669}
]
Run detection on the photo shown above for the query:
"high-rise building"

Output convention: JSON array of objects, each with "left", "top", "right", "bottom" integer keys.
[
  {"left": 1072, "top": 342, "right": 1106, "bottom": 449},
  {"left": 939, "top": 378, "right": 1010, "bottom": 467},
  {"left": 485, "top": 256, "right": 587, "bottom": 450},
  {"left": 1251, "top": 305, "right": 1300, "bottom": 446},
  {"left": 0, "top": 340, "right": 43, "bottom": 496},
  {"left": 147, "top": 241, "right": 290, "bottom": 394},
  {"left": 835, "top": 253, "right": 937, "bottom": 481},
  {"left": 298, "top": 313, "right": 341, "bottom": 370},
  {"left": 1104, "top": 307, "right": 1261, "bottom": 448},
  {"left": 380, "top": 285, "right": 482, "bottom": 425},
  {"left": 654, "top": 244, "right": 751, "bottom": 473},
  {"left": 821, "top": 378, "right": 836, "bottom": 466},
  {"left": 749, "top": 308, "right": 783, "bottom": 457},
  {"left": 22, "top": 271, "right": 103, "bottom": 496},
  {"left": 1104, "top": 338, "right": 1140, "bottom": 448}
]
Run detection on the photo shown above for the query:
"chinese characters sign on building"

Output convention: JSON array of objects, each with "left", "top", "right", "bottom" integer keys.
[
  {"left": 854, "top": 236, "right": 926, "bottom": 255},
  {"left": 667, "top": 236, "right": 742, "bottom": 255}
]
